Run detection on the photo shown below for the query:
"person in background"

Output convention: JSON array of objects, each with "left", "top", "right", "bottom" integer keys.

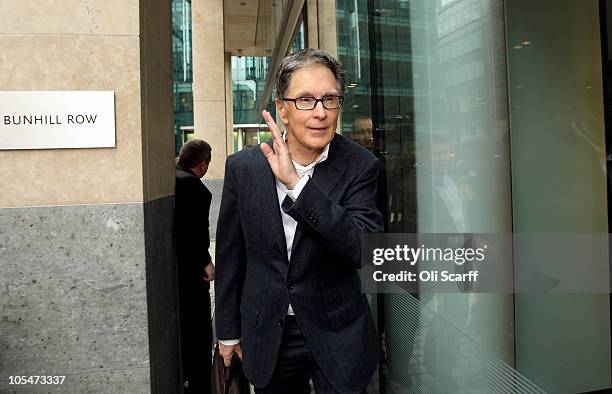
[
  {"left": 174, "top": 139, "right": 215, "bottom": 394},
  {"left": 352, "top": 116, "right": 374, "bottom": 150}
]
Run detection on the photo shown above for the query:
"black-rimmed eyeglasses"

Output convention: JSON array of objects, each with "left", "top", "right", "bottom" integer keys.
[{"left": 282, "top": 95, "right": 344, "bottom": 110}]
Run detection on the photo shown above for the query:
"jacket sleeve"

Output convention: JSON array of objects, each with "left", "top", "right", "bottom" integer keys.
[
  {"left": 214, "top": 156, "right": 246, "bottom": 340},
  {"left": 281, "top": 157, "right": 383, "bottom": 269}
]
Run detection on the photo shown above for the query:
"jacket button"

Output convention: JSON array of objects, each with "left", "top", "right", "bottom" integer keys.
[
  {"left": 286, "top": 282, "right": 295, "bottom": 290},
  {"left": 278, "top": 318, "right": 285, "bottom": 327}
]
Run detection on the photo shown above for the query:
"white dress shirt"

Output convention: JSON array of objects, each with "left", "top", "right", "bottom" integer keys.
[{"left": 219, "top": 142, "right": 330, "bottom": 346}]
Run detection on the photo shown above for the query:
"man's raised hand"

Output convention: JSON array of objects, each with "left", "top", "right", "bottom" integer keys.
[{"left": 260, "top": 110, "right": 300, "bottom": 189}]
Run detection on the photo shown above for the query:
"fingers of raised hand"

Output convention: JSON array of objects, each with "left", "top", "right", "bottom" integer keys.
[
  {"left": 260, "top": 142, "right": 274, "bottom": 158},
  {"left": 262, "top": 110, "right": 286, "bottom": 151},
  {"left": 273, "top": 139, "right": 283, "bottom": 155},
  {"left": 262, "top": 110, "right": 281, "bottom": 137}
]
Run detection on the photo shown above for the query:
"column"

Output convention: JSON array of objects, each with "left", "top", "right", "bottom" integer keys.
[
  {"left": 0, "top": 1, "right": 179, "bottom": 392},
  {"left": 192, "top": 0, "right": 228, "bottom": 179}
]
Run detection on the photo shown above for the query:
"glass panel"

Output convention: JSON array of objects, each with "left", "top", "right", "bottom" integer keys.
[
  {"left": 336, "top": 0, "right": 376, "bottom": 148},
  {"left": 382, "top": 1, "right": 514, "bottom": 392},
  {"left": 291, "top": 18, "right": 307, "bottom": 53},
  {"left": 232, "top": 56, "right": 275, "bottom": 125},
  {"left": 334, "top": 0, "right": 519, "bottom": 391},
  {"left": 507, "top": 0, "right": 611, "bottom": 392},
  {"left": 172, "top": 0, "right": 194, "bottom": 154},
  {"left": 256, "top": 0, "right": 289, "bottom": 57},
  {"left": 330, "top": 0, "right": 612, "bottom": 392},
  {"left": 233, "top": 4, "right": 307, "bottom": 151}
]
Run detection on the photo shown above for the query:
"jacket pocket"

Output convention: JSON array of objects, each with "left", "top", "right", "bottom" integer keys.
[{"left": 327, "top": 296, "right": 367, "bottom": 330}]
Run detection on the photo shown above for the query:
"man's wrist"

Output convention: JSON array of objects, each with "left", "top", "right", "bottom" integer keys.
[
  {"left": 284, "top": 172, "right": 301, "bottom": 190},
  {"left": 286, "top": 176, "right": 309, "bottom": 201}
]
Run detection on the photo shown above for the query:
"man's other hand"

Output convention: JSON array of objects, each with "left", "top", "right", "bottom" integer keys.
[
  {"left": 203, "top": 262, "right": 215, "bottom": 282},
  {"left": 219, "top": 342, "right": 243, "bottom": 367},
  {"left": 260, "top": 110, "right": 300, "bottom": 189}
]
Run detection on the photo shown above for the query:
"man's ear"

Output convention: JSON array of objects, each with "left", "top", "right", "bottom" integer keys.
[{"left": 275, "top": 98, "right": 289, "bottom": 126}]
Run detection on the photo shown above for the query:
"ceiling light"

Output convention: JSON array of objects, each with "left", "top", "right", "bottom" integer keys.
[{"left": 513, "top": 45, "right": 523, "bottom": 50}]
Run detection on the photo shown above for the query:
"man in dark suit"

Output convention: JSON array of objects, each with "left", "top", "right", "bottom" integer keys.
[
  {"left": 174, "top": 139, "right": 215, "bottom": 393},
  {"left": 215, "top": 49, "right": 383, "bottom": 393}
]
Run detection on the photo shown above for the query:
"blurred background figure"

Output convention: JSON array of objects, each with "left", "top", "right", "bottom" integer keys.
[
  {"left": 174, "top": 139, "right": 215, "bottom": 393},
  {"left": 352, "top": 116, "right": 374, "bottom": 150}
]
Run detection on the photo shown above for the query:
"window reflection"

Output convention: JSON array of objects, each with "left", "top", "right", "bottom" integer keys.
[{"left": 336, "top": 0, "right": 515, "bottom": 391}]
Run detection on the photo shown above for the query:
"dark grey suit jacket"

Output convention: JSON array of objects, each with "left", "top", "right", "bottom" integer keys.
[{"left": 215, "top": 133, "right": 383, "bottom": 392}]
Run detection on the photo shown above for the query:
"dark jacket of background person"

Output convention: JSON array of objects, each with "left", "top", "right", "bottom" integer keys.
[
  {"left": 175, "top": 164, "right": 213, "bottom": 394},
  {"left": 215, "top": 134, "right": 383, "bottom": 392}
]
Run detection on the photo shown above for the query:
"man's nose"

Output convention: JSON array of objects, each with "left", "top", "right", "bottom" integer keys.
[{"left": 312, "top": 100, "right": 327, "bottom": 118}]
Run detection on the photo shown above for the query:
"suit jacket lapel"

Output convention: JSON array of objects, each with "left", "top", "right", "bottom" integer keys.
[
  {"left": 290, "top": 135, "right": 349, "bottom": 262},
  {"left": 248, "top": 145, "right": 290, "bottom": 262}
]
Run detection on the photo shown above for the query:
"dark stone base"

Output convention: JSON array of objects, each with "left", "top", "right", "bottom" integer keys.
[{"left": 0, "top": 198, "right": 181, "bottom": 393}]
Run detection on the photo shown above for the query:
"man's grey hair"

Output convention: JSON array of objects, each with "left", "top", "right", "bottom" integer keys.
[{"left": 275, "top": 48, "right": 346, "bottom": 98}]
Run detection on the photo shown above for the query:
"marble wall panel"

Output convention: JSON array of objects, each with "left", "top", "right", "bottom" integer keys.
[
  {"left": 0, "top": 369, "right": 150, "bottom": 394},
  {"left": 0, "top": 0, "right": 140, "bottom": 36},
  {"left": 192, "top": 0, "right": 224, "bottom": 103},
  {"left": 193, "top": 0, "right": 228, "bottom": 179},
  {"left": 194, "top": 100, "right": 228, "bottom": 180},
  {"left": 0, "top": 34, "right": 144, "bottom": 207},
  {"left": 0, "top": 203, "right": 151, "bottom": 392}
]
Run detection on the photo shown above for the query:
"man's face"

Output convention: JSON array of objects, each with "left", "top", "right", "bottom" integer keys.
[
  {"left": 276, "top": 64, "right": 340, "bottom": 153},
  {"left": 432, "top": 142, "right": 454, "bottom": 174},
  {"left": 353, "top": 118, "right": 374, "bottom": 149}
]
